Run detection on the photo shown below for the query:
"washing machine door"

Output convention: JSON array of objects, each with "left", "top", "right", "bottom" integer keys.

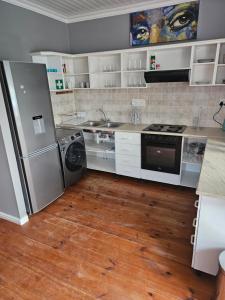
[{"left": 65, "top": 141, "right": 86, "bottom": 172}]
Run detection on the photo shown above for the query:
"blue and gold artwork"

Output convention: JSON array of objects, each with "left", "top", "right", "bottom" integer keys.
[{"left": 130, "top": 1, "right": 199, "bottom": 46}]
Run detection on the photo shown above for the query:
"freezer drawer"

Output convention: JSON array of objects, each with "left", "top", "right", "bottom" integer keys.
[{"left": 22, "top": 146, "right": 64, "bottom": 213}]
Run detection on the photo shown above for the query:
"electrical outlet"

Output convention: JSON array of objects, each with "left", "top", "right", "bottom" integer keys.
[{"left": 131, "top": 99, "right": 146, "bottom": 107}]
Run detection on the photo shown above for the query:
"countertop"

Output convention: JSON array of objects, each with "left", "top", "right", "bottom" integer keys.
[
  {"left": 196, "top": 138, "right": 225, "bottom": 200},
  {"left": 58, "top": 121, "right": 225, "bottom": 199}
]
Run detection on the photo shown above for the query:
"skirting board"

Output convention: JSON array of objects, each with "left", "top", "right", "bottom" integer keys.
[
  {"left": 0, "top": 211, "right": 29, "bottom": 225},
  {"left": 141, "top": 169, "right": 181, "bottom": 185}
]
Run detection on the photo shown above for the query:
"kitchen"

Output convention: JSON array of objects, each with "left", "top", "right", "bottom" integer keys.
[{"left": 0, "top": 0, "right": 225, "bottom": 299}]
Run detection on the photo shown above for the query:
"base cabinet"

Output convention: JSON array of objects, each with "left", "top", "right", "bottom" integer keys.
[
  {"left": 192, "top": 195, "right": 225, "bottom": 276},
  {"left": 115, "top": 132, "right": 141, "bottom": 178}
]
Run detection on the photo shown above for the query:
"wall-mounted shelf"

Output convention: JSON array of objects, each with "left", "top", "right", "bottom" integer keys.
[
  {"left": 31, "top": 38, "right": 225, "bottom": 90},
  {"left": 192, "top": 62, "right": 215, "bottom": 66}
]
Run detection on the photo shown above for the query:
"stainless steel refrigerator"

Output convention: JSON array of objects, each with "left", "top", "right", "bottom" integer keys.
[{"left": 0, "top": 61, "right": 64, "bottom": 214}]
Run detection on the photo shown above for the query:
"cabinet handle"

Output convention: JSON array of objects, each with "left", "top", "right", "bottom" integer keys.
[
  {"left": 194, "top": 200, "right": 199, "bottom": 208},
  {"left": 192, "top": 218, "right": 197, "bottom": 227},
  {"left": 190, "top": 234, "right": 195, "bottom": 245}
]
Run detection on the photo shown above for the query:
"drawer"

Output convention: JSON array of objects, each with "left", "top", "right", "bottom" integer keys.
[
  {"left": 116, "top": 154, "right": 140, "bottom": 168},
  {"left": 116, "top": 164, "right": 141, "bottom": 178},
  {"left": 115, "top": 132, "right": 140, "bottom": 145},
  {"left": 116, "top": 143, "right": 140, "bottom": 156}
]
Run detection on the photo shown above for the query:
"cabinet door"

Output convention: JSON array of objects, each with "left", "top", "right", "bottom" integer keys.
[
  {"left": 115, "top": 132, "right": 140, "bottom": 145},
  {"left": 192, "top": 195, "right": 225, "bottom": 275}
]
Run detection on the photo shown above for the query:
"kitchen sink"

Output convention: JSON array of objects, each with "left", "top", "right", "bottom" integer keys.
[
  {"left": 98, "top": 122, "right": 122, "bottom": 128},
  {"left": 80, "top": 121, "right": 122, "bottom": 128},
  {"left": 80, "top": 120, "right": 105, "bottom": 127}
]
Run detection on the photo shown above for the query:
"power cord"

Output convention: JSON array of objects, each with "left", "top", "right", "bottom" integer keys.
[{"left": 213, "top": 101, "right": 225, "bottom": 126}]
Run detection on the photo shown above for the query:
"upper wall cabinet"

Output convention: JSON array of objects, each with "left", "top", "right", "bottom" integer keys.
[
  {"left": 31, "top": 38, "right": 225, "bottom": 92},
  {"left": 121, "top": 50, "right": 147, "bottom": 88},
  {"left": 62, "top": 56, "right": 90, "bottom": 89},
  {"left": 190, "top": 43, "right": 217, "bottom": 86},
  {"left": 148, "top": 46, "right": 192, "bottom": 71},
  {"left": 89, "top": 53, "right": 121, "bottom": 89},
  {"left": 32, "top": 55, "right": 65, "bottom": 91}
]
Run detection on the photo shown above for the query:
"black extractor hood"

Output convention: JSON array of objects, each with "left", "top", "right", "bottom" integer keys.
[{"left": 144, "top": 69, "right": 189, "bottom": 83}]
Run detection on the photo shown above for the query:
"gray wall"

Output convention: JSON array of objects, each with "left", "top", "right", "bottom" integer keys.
[
  {"left": 0, "top": 0, "right": 70, "bottom": 61},
  {"left": 0, "top": 126, "right": 19, "bottom": 218},
  {"left": 68, "top": 0, "right": 225, "bottom": 54},
  {"left": 1, "top": 0, "right": 224, "bottom": 58}
]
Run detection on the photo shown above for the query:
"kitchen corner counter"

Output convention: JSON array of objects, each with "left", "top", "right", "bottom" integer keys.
[{"left": 184, "top": 127, "right": 225, "bottom": 139}]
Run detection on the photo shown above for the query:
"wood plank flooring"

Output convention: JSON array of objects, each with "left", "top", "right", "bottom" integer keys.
[{"left": 0, "top": 171, "right": 216, "bottom": 299}]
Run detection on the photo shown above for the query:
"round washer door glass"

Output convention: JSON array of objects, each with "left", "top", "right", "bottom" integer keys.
[{"left": 65, "top": 141, "right": 85, "bottom": 172}]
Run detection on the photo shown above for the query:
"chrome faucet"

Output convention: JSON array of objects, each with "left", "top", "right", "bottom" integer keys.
[{"left": 98, "top": 108, "right": 109, "bottom": 122}]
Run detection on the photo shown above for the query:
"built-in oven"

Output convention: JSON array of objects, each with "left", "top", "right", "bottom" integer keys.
[{"left": 141, "top": 134, "right": 182, "bottom": 174}]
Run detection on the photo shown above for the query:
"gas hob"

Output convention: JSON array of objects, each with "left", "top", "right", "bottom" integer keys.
[{"left": 143, "top": 124, "right": 186, "bottom": 133}]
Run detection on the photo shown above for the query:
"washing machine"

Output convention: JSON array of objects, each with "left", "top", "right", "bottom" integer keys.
[{"left": 56, "top": 128, "right": 86, "bottom": 188}]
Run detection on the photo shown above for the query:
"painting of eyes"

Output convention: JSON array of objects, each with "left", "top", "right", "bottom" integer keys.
[{"left": 130, "top": 1, "right": 199, "bottom": 46}]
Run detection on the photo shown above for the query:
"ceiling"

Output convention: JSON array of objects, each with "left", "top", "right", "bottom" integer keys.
[{"left": 3, "top": 0, "right": 187, "bottom": 23}]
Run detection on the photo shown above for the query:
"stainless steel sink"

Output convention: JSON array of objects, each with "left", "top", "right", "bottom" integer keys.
[
  {"left": 80, "top": 120, "right": 105, "bottom": 127},
  {"left": 80, "top": 120, "right": 122, "bottom": 129},
  {"left": 99, "top": 122, "right": 122, "bottom": 128}
]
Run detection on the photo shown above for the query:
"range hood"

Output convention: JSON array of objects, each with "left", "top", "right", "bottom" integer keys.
[{"left": 144, "top": 69, "right": 189, "bottom": 83}]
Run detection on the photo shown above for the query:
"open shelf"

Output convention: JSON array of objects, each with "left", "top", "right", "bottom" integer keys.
[
  {"left": 64, "top": 73, "right": 89, "bottom": 76},
  {"left": 89, "top": 53, "right": 121, "bottom": 74},
  {"left": 190, "top": 64, "right": 214, "bottom": 86},
  {"left": 193, "top": 62, "right": 215, "bottom": 66},
  {"left": 215, "top": 65, "right": 225, "bottom": 84},
  {"left": 85, "top": 141, "right": 115, "bottom": 153},
  {"left": 148, "top": 67, "right": 190, "bottom": 72},
  {"left": 74, "top": 57, "right": 89, "bottom": 74},
  {"left": 50, "top": 89, "right": 73, "bottom": 93},
  {"left": 90, "top": 72, "right": 121, "bottom": 88},
  {"left": 122, "top": 71, "right": 146, "bottom": 88},
  {"left": 123, "top": 69, "right": 147, "bottom": 73},
  {"left": 122, "top": 50, "right": 147, "bottom": 72},
  {"left": 193, "top": 44, "right": 217, "bottom": 64},
  {"left": 218, "top": 43, "right": 225, "bottom": 64},
  {"left": 182, "top": 153, "right": 203, "bottom": 165},
  {"left": 180, "top": 170, "right": 200, "bottom": 188},
  {"left": 90, "top": 71, "right": 121, "bottom": 75},
  {"left": 87, "top": 154, "right": 115, "bottom": 173},
  {"left": 32, "top": 38, "right": 225, "bottom": 89},
  {"left": 148, "top": 46, "right": 192, "bottom": 71}
]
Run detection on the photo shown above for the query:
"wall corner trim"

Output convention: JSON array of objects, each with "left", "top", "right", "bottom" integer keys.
[{"left": 0, "top": 211, "right": 29, "bottom": 225}]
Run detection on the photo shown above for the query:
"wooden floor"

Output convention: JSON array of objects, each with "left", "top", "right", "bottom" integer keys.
[{"left": 0, "top": 171, "right": 216, "bottom": 300}]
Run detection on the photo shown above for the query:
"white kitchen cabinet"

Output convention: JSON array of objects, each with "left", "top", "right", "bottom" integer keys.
[
  {"left": 32, "top": 38, "right": 225, "bottom": 91},
  {"left": 115, "top": 132, "right": 141, "bottom": 178},
  {"left": 192, "top": 195, "right": 225, "bottom": 276},
  {"left": 180, "top": 137, "right": 207, "bottom": 188},
  {"left": 115, "top": 143, "right": 140, "bottom": 156}
]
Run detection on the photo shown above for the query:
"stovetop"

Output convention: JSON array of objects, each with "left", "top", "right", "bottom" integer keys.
[{"left": 143, "top": 124, "right": 186, "bottom": 133}]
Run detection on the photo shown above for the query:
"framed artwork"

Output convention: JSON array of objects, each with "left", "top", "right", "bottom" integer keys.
[{"left": 130, "top": 1, "right": 199, "bottom": 46}]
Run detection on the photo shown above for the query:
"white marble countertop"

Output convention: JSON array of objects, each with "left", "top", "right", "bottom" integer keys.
[
  {"left": 58, "top": 121, "right": 225, "bottom": 199},
  {"left": 196, "top": 138, "right": 225, "bottom": 199}
]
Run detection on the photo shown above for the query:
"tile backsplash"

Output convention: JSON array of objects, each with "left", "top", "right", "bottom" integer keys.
[
  {"left": 52, "top": 83, "right": 225, "bottom": 127},
  {"left": 51, "top": 92, "right": 76, "bottom": 125}
]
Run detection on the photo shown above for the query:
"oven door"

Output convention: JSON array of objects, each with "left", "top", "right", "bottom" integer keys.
[{"left": 141, "top": 134, "right": 182, "bottom": 174}]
